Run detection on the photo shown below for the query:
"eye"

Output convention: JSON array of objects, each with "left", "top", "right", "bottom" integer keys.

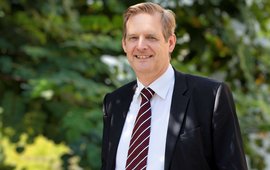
[
  {"left": 147, "top": 36, "right": 157, "bottom": 41},
  {"left": 128, "top": 36, "right": 138, "bottom": 41}
]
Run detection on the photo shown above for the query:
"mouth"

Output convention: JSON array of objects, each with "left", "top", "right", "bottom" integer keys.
[{"left": 135, "top": 55, "right": 153, "bottom": 59}]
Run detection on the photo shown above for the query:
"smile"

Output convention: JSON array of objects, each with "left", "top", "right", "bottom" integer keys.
[{"left": 135, "top": 55, "right": 153, "bottom": 59}]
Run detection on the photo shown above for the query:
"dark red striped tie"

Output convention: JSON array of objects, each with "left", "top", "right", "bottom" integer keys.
[{"left": 125, "top": 87, "right": 155, "bottom": 170}]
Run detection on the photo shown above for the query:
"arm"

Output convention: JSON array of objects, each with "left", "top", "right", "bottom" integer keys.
[
  {"left": 101, "top": 93, "right": 111, "bottom": 170},
  {"left": 212, "top": 83, "right": 248, "bottom": 170}
]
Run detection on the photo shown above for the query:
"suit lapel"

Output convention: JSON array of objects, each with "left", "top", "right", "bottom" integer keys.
[
  {"left": 107, "top": 81, "right": 137, "bottom": 170},
  {"left": 165, "top": 70, "right": 190, "bottom": 170}
]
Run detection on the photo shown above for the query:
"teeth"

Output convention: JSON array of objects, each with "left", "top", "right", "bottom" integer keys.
[{"left": 136, "top": 55, "right": 151, "bottom": 59}]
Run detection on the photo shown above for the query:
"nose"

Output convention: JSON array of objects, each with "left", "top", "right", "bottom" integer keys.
[{"left": 136, "top": 37, "right": 147, "bottom": 51}]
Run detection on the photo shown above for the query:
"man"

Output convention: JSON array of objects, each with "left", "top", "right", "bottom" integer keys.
[{"left": 102, "top": 2, "right": 248, "bottom": 170}]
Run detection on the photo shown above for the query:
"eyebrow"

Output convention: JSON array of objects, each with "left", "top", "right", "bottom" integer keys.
[
  {"left": 146, "top": 34, "right": 157, "bottom": 37},
  {"left": 126, "top": 34, "right": 137, "bottom": 37},
  {"left": 126, "top": 33, "right": 158, "bottom": 37}
]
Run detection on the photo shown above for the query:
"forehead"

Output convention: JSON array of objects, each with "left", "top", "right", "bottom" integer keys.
[{"left": 126, "top": 12, "right": 163, "bottom": 35}]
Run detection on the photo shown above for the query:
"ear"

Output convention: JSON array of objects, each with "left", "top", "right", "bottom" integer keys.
[
  {"left": 122, "top": 38, "right": 127, "bottom": 53},
  {"left": 168, "top": 34, "right": 176, "bottom": 53}
]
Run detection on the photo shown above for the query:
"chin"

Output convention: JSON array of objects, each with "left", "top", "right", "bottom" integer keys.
[{"left": 135, "top": 67, "right": 152, "bottom": 74}]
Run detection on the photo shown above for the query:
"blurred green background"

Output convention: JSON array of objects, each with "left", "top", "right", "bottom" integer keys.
[{"left": 0, "top": 0, "right": 269, "bottom": 169}]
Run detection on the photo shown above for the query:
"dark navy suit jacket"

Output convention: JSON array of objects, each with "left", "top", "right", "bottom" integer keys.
[{"left": 102, "top": 70, "right": 248, "bottom": 170}]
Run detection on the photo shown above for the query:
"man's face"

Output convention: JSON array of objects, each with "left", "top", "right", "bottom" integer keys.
[{"left": 122, "top": 12, "right": 176, "bottom": 81}]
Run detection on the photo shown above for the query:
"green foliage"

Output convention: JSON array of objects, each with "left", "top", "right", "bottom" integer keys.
[
  {"left": 0, "top": 0, "right": 269, "bottom": 169},
  {"left": 0, "top": 0, "right": 115, "bottom": 169},
  {"left": 2, "top": 135, "right": 69, "bottom": 170}
]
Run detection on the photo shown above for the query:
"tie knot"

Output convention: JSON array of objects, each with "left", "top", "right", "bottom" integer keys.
[{"left": 140, "top": 88, "right": 155, "bottom": 101}]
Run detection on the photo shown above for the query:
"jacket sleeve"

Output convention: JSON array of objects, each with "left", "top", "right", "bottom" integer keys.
[
  {"left": 101, "top": 93, "right": 111, "bottom": 170},
  {"left": 212, "top": 83, "right": 248, "bottom": 170}
]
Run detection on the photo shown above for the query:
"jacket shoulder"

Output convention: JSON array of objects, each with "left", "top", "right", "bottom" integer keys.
[
  {"left": 174, "top": 70, "right": 227, "bottom": 98},
  {"left": 106, "top": 80, "right": 137, "bottom": 99},
  {"left": 103, "top": 80, "right": 137, "bottom": 108},
  {"left": 183, "top": 72, "right": 223, "bottom": 89}
]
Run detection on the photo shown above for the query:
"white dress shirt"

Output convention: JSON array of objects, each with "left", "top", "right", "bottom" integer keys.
[{"left": 116, "top": 65, "right": 175, "bottom": 170}]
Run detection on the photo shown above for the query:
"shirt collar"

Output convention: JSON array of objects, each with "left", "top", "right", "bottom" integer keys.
[{"left": 136, "top": 64, "right": 174, "bottom": 100}]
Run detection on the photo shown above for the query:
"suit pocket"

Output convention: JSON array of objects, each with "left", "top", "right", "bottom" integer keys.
[{"left": 171, "top": 127, "right": 210, "bottom": 170}]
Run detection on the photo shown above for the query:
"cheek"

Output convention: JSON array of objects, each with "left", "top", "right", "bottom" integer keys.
[{"left": 124, "top": 44, "right": 135, "bottom": 54}]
